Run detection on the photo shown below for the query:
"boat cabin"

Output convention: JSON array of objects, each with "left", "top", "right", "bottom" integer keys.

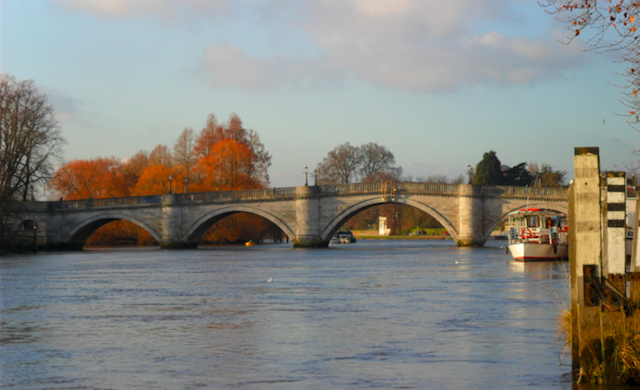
[{"left": 507, "top": 208, "right": 568, "bottom": 245}]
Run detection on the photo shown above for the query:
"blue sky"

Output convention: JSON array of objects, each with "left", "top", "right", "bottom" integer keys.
[{"left": 1, "top": 0, "right": 636, "bottom": 187}]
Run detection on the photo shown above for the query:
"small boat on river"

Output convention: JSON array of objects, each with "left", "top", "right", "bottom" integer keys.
[
  {"left": 506, "top": 208, "right": 568, "bottom": 261},
  {"left": 331, "top": 231, "right": 357, "bottom": 244}
]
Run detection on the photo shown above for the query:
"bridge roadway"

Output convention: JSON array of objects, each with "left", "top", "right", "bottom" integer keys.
[{"left": 8, "top": 182, "right": 570, "bottom": 250}]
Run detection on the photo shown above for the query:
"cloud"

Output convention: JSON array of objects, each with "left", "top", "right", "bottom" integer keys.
[
  {"left": 57, "top": 0, "right": 587, "bottom": 92},
  {"left": 198, "top": 44, "right": 344, "bottom": 91},
  {"left": 54, "top": 0, "right": 229, "bottom": 20},
  {"left": 41, "top": 87, "right": 81, "bottom": 124},
  {"left": 197, "top": 0, "right": 584, "bottom": 92},
  {"left": 199, "top": 45, "right": 284, "bottom": 90},
  {"left": 300, "top": 0, "right": 583, "bottom": 92}
]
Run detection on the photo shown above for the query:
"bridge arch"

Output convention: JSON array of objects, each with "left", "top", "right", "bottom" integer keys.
[
  {"left": 64, "top": 213, "right": 163, "bottom": 250},
  {"left": 481, "top": 201, "right": 569, "bottom": 243},
  {"left": 185, "top": 205, "right": 295, "bottom": 246},
  {"left": 320, "top": 198, "right": 458, "bottom": 243},
  {"left": 17, "top": 219, "right": 38, "bottom": 231}
]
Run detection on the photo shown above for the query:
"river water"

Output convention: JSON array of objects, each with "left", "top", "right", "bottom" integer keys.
[{"left": 1, "top": 240, "right": 574, "bottom": 389}]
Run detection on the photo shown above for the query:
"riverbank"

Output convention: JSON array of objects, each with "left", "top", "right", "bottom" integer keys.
[{"left": 350, "top": 230, "right": 452, "bottom": 240}]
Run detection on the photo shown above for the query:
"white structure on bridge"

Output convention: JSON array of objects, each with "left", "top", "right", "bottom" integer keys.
[{"left": 6, "top": 182, "right": 569, "bottom": 250}]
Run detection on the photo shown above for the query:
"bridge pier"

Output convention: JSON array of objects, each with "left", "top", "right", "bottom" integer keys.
[
  {"left": 159, "top": 194, "right": 192, "bottom": 249},
  {"left": 456, "top": 185, "right": 486, "bottom": 246},
  {"left": 292, "top": 186, "right": 327, "bottom": 248}
]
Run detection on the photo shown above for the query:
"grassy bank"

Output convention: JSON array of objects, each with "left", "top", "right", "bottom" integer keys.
[{"left": 560, "top": 306, "right": 640, "bottom": 385}]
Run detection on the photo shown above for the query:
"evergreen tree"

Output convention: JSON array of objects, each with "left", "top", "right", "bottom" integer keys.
[
  {"left": 503, "top": 162, "right": 534, "bottom": 186},
  {"left": 474, "top": 150, "right": 503, "bottom": 185}
]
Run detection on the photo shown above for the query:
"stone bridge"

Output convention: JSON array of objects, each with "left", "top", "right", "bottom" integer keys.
[{"left": 6, "top": 182, "right": 569, "bottom": 250}]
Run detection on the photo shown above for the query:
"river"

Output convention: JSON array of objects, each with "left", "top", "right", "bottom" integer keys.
[{"left": 1, "top": 240, "right": 575, "bottom": 389}]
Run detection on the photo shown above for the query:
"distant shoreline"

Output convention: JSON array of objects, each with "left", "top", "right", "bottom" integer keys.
[
  {"left": 350, "top": 230, "right": 452, "bottom": 240},
  {"left": 354, "top": 235, "right": 452, "bottom": 240}
]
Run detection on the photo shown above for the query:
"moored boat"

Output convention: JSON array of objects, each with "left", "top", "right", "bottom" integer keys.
[
  {"left": 506, "top": 208, "right": 568, "bottom": 261},
  {"left": 331, "top": 231, "right": 357, "bottom": 244}
]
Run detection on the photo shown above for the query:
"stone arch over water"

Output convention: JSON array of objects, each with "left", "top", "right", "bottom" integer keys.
[
  {"left": 64, "top": 213, "right": 163, "bottom": 250},
  {"left": 320, "top": 198, "right": 458, "bottom": 243},
  {"left": 185, "top": 205, "right": 296, "bottom": 247}
]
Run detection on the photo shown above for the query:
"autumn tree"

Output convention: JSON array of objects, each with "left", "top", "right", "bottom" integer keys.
[
  {"left": 121, "top": 150, "right": 150, "bottom": 189},
  {"left": 193, "top": 113, "right": 271, "bottom": 187},
  {"left": 132, "top": 164, "right": 177, "bottom": 195},
  {"left": 173, "top": 127, "right": 196, "bottom": 184},
  {"left": 50, "top": 157, "right": 128, "bottom": 200},
  {"left": 149, "top": 144, "right": 174, "bottom": 168},
  {"left": 542, "top": 0, "right": 640, "bottom": 125},
  {"left": 194, "top": 139, "right": 258, "bottom": 191},
  {"left": 194, "top": 114, "right": 225, "bottom": 159}
]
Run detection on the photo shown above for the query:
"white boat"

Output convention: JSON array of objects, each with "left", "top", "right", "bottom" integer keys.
[
  {"left": 331, "top": 231, "right": 357, "bottom": 244},
  {"left": 506, "top": 208, "right": 568, "bottom": 261}
]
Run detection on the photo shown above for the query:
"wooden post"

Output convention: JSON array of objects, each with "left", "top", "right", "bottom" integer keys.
[
  {"left": 605, "top": 172, "right": 626, "bottom": 293},
  {"left": 570, "top": 147, "right": 602, "bottom": 379}
]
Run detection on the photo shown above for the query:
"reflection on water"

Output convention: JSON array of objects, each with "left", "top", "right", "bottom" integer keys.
[
  {"left": 509, "top": 259, "right": 570, "bottom": 279},
  {"left": 1, "top": 240, "right": 577, "bottom": 389}
]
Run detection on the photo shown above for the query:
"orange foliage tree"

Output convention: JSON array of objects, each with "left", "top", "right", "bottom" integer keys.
[
  {"left": 50, "top": 157, "right": 128, "bottom": 200},
  {"left": 121, "top": 150, "right": 150, "bottom": 189},
  {"left": 194, "top": 139, "right": 257, "bottom": 191},
  {"left": 133, "top": 164, "right": 183, "bottom": 196}
]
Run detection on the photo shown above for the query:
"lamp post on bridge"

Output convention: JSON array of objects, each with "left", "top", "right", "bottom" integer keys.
[
  {"left": 313, "top": 169, "right": 318, "bottom": 186},
  {"left": 304, "top": 165, "right": 309, "bottom": 186},
  {"left": 169, "top": 174, "right": 173, "bottom": 194},
  {"left": 467, "top": 164, "right": 473, "bottom": 185},
  {"left": 184, "top": 177, "right": 188, "bottom": 194},
  {"left": 33, "top": 223, "right": 37, "bottom": 254}
]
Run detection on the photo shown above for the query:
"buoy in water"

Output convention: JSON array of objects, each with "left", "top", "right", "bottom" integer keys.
[{"left": 245, "top": 240, "right": 255, "bottom": 247}]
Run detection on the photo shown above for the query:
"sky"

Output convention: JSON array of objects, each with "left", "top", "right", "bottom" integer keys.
[{"left": 1, "top": 0, "right": 637, "bottom": 188}]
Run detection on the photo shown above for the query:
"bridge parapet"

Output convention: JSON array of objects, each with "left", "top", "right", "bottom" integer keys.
[
  {"left": 319, "top": 182, "right": 461, "bottom": 196},
  {"left": 51, "top": 195, "right": 162, "bottom": 210},
  {"left": 398, "top": 182, "right": 460, "bottom": 193},
  {"left": 481, "top": 186, "right": 568, "bottom": 198},
  {"left": 43, "top": 183, "right": 570, "bottom": 212},
  {"left": 182, "top": 187, "right": 297, "bottom": 204},
  {"left": 47, "top": 187, "right": 299, "bottom": 211},
  {"left": 319, "top": 182, "right": 384, "bottom": 194}
]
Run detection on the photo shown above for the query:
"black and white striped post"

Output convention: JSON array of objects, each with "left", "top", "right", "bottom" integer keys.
[{"left": 605, "top": 171, "right": 626, "bottom": 290}]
